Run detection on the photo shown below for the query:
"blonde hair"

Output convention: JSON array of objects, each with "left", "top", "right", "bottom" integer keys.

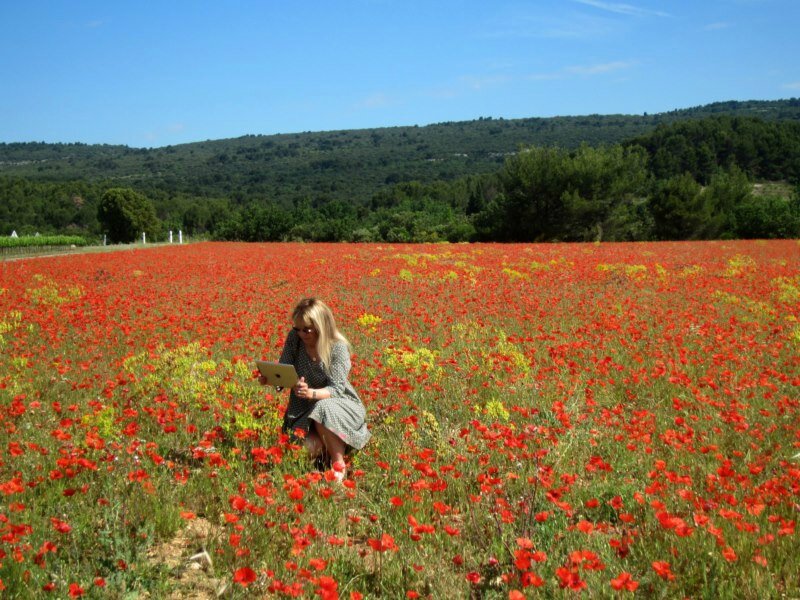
[{"left": 292, "top": 297, "right": 349, "bottom": 370}]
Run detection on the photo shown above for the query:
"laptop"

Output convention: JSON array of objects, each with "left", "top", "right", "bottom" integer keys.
[{"left": 256, "top": 361, "right": 299, "bottom": 388}]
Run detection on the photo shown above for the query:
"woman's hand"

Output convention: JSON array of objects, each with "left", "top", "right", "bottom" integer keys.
[
  {"left": 258, "top": 375, "right": 283, "bottom": 391},
  {"left": 294, "top": 376, "right": 311, "bottom": 399}
]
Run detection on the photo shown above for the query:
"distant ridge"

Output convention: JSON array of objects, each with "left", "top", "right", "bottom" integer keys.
[{"left": 1, "top": 98, "right": 799, "bottom": 206}]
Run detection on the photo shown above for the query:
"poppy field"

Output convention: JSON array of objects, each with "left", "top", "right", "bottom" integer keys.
[{"left": 1, "top": 240, "right": 799, "bottom": 599}]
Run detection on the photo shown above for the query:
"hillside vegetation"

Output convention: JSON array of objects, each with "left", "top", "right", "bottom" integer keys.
[{"left": 1, "top": 99, "right": 799, "bottom": 242}]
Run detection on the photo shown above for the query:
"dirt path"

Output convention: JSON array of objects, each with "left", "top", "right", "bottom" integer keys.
[{"left": 146, "top": 518, "right": 226, "bottom": 599}]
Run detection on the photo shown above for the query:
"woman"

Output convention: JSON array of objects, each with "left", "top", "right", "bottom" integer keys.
[{"left": 264, "top": 297, "right": 370, "bottom": 481}]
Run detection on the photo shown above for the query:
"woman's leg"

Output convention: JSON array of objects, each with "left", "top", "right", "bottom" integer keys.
[
  {"left": 304, "top": 430, "right": 324, "bottom": 458},
  {"left": 311, "top": 420, "right": 346, "bottom": 469}
]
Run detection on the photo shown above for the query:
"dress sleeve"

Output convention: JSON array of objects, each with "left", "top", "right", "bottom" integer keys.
[
  {"left": 325, "top": 342, "right": 351, "bottom": 397},
  {"left": 279, "top": 329, "right": 298, "bottom": 365}
]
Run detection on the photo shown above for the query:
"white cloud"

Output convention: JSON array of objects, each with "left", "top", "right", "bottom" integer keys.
[
  {"left": 573, "top": 0, "right": 670, "bottom": 18},
  {"left": 356, "top": 92, "right": 393, "bottom": 109},
  {"left": 424, "top": 72, "right": 513, "bottom": 101},
  {"left": 566, "top": 60, "right": 637, "bottom": 75},
  {"left": 485, "top": 3, "right": 663, "bottom": 41},
  {"left": 783, "top": 81, "right": 800, "bottom": 90},
  {"left": 483, "top": 15, "right": 614, "bottom": 41},
  {"left": 704, "top": 21, "right": 732, "bottom": 30},
  {"left": 458, "top": 74, "right": 511, "bottom": 91},
  {"left": 530, "top": 60, "right": 637, "bottom": 80},
  {"left": 529, "top": 72, "right": 566, "bottom": 82},
  {"left": 141, "top": 123, "right": 187, "bottom": 145}
]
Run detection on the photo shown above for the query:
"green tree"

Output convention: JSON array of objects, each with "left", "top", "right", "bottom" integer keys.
[
  {"left": 97, "top": 187, "right": 161, "bottom": 243},
  {"left": 486, "top": 144, "right": 648, "bottom": 241},
  {"left": 734, "top": 192, "right": 800, "bottom": 238},
  {"left": 216, "top": 203, "right": 294, "bottom": 241},
  {"left": 697, "top": 167, "right": 751, "bottom": 238},
  {"left": 493, "top": 146, "right": 572, "bottom": 241},
  {"left": 648, "top": 174, "right": 706, "bottom": 240},
  {"left": 560, "top": 144, "right": 649, "bottom": 241}
]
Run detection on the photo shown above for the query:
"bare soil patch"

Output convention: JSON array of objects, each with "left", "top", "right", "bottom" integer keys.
[{"left": 146, "top": 517, "right": 225, "bottom": 599}]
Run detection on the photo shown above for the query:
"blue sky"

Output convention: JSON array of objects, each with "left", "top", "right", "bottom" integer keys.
[{"left": 1, "top": 0, "right": 798, "bottom": 148}]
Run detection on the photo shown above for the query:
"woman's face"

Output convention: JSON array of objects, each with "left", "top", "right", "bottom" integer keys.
[{"left": 293, "top": 317, "right": 318, "bottom": 347}]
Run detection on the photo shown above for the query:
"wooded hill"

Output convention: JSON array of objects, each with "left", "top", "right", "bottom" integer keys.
[{"left": 2, "top": 98, "right": 799, "bottom": 242}]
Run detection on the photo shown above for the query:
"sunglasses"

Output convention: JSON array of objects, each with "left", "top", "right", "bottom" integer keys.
[{"left": 293, "top": 326, "right": 316, "bottom": 334}]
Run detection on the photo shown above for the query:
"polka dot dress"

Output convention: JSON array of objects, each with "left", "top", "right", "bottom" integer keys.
[{"left": 279, "top": 329, "right": 371, "bottom": 450}]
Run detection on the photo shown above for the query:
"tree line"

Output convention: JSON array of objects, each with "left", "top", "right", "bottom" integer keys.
[
  {"left": 2, "top": 115, "right": 799, "bottom": 243},
  {"left": 2, "top": 100, "right": 799, "bottom": 207}
]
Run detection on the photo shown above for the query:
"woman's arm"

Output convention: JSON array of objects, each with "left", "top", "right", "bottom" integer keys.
[
  {"left": 321, "top": 342, "right": 351, "bottom": 398},
  {"left": 294, "top": 343, "right": 350, "bottom": 401},
  {"left": 296, "top": 378, "right": 331, "bottom": 401}
]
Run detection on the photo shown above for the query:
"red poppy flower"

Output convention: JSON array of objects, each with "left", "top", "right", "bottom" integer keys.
[
  {"left": 610, "top": 571, "right": 639, "bottom": 591},
  {"left": 233, "top": 567, "right": 257, "bottom": 586},
  {"left": 652, "top": 561, "right": 675, "bottom": 581},
  {"left": 367, "top": 533, "right": 398, "bottom": 552}
]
